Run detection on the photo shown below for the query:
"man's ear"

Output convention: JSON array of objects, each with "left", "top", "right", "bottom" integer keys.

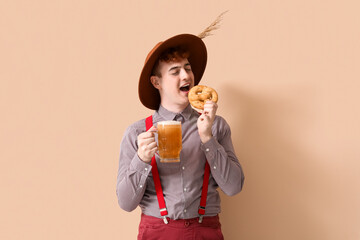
[{"left": 150, "top": 76, "right": 161, "bottom": 90}]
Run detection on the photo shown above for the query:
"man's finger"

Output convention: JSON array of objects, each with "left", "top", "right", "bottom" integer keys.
[
  {"left": 147, "top": 141, "right": 158, "bottom": 149},
  {"left": 198, "top": 114, "right": 210, "bottom": 122},
  {"left": 140, "top": 129, "right": 157, "bottom": 139},
  {"left": 147, "top": 126, "right": 157, "bottom": 133},
  {"left": 139, "top": 137, "right": 156, "bottom": 146}
]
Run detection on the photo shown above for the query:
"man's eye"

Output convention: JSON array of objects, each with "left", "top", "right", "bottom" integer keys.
[
  {"left": 185, "top": 68, "right": 192, "bottom": 72},
  {"left": 171, "top": 71, "right": 180, "bottom": 75}
]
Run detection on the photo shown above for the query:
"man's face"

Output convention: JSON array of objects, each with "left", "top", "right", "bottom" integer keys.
[{"left": 151, "top": 58, "right": 194, "bottom": 110}]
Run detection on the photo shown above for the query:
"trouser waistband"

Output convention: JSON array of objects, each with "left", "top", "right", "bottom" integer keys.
[{"left": 140, "top": 213, "right": 221, "bottom": 228}]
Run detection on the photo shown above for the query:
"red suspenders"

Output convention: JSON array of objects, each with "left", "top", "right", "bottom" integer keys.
[
  {"left": 145, "top": 115, "right": 210, "bottom": 224},
  {"left": 145, "top": 116, "right": 169, "bottom": 223}
]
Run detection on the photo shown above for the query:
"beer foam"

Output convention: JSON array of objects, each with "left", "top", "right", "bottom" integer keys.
[{"left": 157, "top": 120, "right": 181, "bottom": 125}]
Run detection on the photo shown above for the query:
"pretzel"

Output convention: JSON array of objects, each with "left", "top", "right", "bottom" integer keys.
[{"left": 188, "top": 85, "right": 218, "bottom": 110}]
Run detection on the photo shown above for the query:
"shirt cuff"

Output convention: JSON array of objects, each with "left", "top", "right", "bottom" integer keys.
[{"left": 130, "top": 154, "right": 152, "bottom": 176}]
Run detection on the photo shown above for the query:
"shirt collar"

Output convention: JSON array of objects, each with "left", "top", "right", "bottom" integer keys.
[{"left": 155, "top": 104, "right": 193, "bottom": 122}]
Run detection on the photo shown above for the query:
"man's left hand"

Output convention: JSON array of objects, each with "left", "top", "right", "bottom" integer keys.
[{"left": 197, "top": 100, "right": 218, "bottom": 143}]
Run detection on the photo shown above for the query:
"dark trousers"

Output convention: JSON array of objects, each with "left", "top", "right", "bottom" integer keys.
[{"left": 138, "top": 214, "right": 224, "bottom": 240}]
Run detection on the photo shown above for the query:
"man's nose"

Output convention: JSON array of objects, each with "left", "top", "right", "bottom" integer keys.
[{"left": 180, "top": 68, "right": 190, "bottom": 80}]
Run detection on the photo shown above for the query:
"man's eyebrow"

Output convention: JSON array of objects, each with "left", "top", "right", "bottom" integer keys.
[
  {"left": 168, "top": 63, "right": 191, "bottom": 72},
  {"left": 168, "top": 66, "right": 181, "bottom": 72}
]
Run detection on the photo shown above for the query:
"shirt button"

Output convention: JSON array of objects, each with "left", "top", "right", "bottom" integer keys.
[
  {"left": 184, "top": 209, "right": 187, "bottom": 213},
  {"left": 184, "top": 188, "right": 187, "bottom": 192},
  {"left": 182, "top": 166, "right": 185, "bottom": 170},
  {"left": 213, "top": 166, "right": 217, "bottom": 170},
  {"left": 145, "top": 167, "right": 148, "bottom": 171},
  {"left": 206, "top": 148, "right": 210, "bottom": 152},
  {"left": 139, "top": 185, "right": 143, "bottom": 188}
]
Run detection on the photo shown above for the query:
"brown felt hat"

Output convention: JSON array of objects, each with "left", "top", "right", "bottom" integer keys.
[{"left": 138, "top": 34, "right": 207, "bottom": 110}]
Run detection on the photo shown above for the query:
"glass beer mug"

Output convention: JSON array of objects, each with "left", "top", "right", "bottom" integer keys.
[{"left": 157, "top": 121, "right": 182, "bottom": 163}]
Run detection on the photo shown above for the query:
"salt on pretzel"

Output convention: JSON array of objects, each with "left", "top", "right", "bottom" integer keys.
[{"left": 188, "top": 85, "right": 218, "bottom": 110}]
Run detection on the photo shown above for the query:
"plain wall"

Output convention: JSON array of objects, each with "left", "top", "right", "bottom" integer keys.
[{"left": 1, "top": 0, "right": 359, "bottom": 239}]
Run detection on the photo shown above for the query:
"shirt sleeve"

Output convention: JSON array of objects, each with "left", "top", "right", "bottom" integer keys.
[
  {"left": 116, "top": 125, "right": 152, "bottom": 212},
  {"left": 200, "top": 117, "right": 245, "bottom": 196}
]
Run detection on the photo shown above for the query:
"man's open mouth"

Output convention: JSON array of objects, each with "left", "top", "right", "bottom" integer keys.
[{"left": 180, "top": 84, "right": 190, "bottom": 92}]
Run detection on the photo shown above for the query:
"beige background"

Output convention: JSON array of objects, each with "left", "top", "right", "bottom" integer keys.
[{"left": 1, "top": 0, "right": 360, "bottom": 239}]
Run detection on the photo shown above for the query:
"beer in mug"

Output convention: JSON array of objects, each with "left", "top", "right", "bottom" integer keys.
[{"left": 157, "top": 121, "right": 182, "bottom": 163}]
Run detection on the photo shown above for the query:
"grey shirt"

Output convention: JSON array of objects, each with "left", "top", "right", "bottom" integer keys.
[{"left": 116, "top": 104, "right": 244, "bottom": 220}]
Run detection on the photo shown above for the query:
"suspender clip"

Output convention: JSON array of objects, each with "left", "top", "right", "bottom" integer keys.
[
  {"left": 163, "top": 216, "right": 169, "bottom": 224},
  {"left": 198, "top": 215, "right": 204, "bottom": 223}
]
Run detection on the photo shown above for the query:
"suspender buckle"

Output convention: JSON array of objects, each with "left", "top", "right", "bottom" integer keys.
[
  {"left": 198, "top": 205, "right": 206, "bottom": 223},
  {"left": 198, "top": 215, "right": 204, "bottom": 223},
  {"left": 160, "top": 208, "right": 168, "bottom": 214},
  {"left": 163, "top": 216, "right": 169, "bottom": 224}
]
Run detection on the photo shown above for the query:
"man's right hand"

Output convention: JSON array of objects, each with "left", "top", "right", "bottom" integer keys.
[{"left": 137, "top": 126, "right": 158, "bottom": 163}]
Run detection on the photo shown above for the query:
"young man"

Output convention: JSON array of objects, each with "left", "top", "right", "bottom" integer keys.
[{"left": 116, "top": 34, "right": 245, "bottom": 240}]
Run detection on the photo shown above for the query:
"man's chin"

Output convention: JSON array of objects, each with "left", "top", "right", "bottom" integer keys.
[
  {"left": 177, "top": 98, "right": 190, "bottom": 107},
  {"left": 180, "top": 91, "right": 190, "bottom": 98}
]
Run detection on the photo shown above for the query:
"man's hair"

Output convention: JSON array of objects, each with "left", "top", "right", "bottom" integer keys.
[{"left": 151, "top": 46, "right": 190, "bottom": 77}]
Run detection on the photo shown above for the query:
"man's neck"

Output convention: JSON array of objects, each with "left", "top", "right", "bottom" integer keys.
[{"left": 160, "top": 102, "right": 189, "bottom": 113}]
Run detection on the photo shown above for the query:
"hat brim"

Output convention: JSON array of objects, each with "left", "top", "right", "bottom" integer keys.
[{"left": 138, "top": 34, "right": 207, "bottom": 110}]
